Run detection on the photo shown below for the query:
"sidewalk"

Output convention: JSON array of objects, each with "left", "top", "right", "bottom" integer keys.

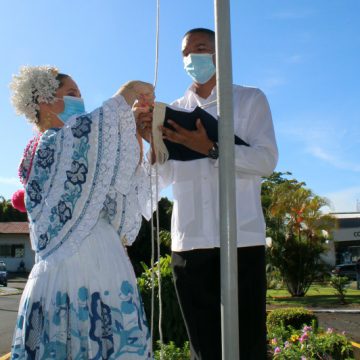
[
  {"left": 0, "top": 272, "right": 27, "bottom": 297},
  {"left": 0, "top": 287, "right": 21, "bottom": 296}
]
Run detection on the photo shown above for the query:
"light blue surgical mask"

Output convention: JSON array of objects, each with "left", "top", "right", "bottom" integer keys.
[
  {"left": 56, "top": 96, "right": 85, "bottom": 124},
  {"left": 183, "top": 53, "right": 216, "bottom": 84}
]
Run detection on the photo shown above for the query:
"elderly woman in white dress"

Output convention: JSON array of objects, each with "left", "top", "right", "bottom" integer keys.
[{"left": 10, "top": 65, "right": 155, "bottom": 360}]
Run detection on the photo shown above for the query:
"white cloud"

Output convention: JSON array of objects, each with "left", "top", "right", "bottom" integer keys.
[
  {"left": 306, "top": 145, "right": 360, "bottom": 172},
  {"left": 269, "top": 10, "right": 314, "bottom": 20},
  {"left": 278, "top": 117, "right": 360, "bottom": 172},
  {"left": 259, "top": 76, "right": 286, "bottom": 93},
  {"left": 0, "top": 177, "right": 21, "bottom": 186},
  {"left": 324, "top": 186, "right": 360, "bottom": 213}
]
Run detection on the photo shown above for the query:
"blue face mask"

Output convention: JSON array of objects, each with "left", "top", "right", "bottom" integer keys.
[
  {"left": 183, "top": 53, "right": 216, "bottom": 84},
  {"left": 56, "top": 96, "right": 85, "bottom": 124}
]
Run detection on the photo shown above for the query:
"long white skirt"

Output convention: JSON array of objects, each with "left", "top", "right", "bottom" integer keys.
[{"left": 11, "top": 217, "right": 152, "bottom": 359}]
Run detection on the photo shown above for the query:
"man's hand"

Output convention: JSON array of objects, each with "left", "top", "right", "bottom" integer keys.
[{"left": 161, "top": 118, "right": 214, "bottom": 155}]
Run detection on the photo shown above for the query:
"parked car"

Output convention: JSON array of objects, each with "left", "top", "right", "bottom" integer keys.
[
  {"left": 331, "top": 263, "right": 357, "bottom": 281},
  {"left": 0, "top": 260, "right": 8, "bottom": 287}
]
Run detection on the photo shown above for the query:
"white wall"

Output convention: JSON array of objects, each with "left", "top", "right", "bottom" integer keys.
[{"left": 0, "top": 234, "right": 35, "bottom": 272}]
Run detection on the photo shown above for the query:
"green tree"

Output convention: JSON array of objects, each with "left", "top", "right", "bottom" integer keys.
[
  {"left": 127, "top": 197, "right": 173, "bottom": 276},
  {"left": 264, "top": 175, "right": 335, "bottom": 297},
  {"left": 138, "top": 255, "right": 188, "bottom": 347},
  {"left": 0, "top": 196, "right": 27, "bottom": 222}
]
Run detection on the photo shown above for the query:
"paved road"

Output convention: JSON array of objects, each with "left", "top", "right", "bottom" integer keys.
[
  {"left": 0, "top": 293, "right": 20, "bottom": 356},
  {"left": 316, "top": 312, "right": 360, "bottom": 343}
]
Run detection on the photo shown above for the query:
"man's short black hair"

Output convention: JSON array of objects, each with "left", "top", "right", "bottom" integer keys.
[{"left": 183, "top": 28, "right": 215, "bottom": 43}]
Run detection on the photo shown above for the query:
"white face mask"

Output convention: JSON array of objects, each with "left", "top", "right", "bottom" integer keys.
[{"left": 183, "top": 53, "right": 216, "bottom": 84}]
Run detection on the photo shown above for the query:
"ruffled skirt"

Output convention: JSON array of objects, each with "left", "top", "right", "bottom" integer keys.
[{"left": 11, "top": 217, "right": 152, "bottom": 359}]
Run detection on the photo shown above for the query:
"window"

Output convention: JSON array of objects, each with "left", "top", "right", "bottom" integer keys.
[{"left": 0, "top": 244, "right": 25, "bottom": 258}]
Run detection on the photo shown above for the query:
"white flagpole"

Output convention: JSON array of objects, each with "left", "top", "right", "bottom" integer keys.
[{"left": 214, "top": 0, "right": 240, "bottom": 359}]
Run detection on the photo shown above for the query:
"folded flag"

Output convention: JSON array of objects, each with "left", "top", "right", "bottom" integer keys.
[{"left": 152, "top": 102, "right": 249, "bottom": 164}]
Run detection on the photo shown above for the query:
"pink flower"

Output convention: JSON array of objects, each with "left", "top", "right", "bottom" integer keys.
[
  {"left": 302, "top": 325, "right": 312, "bottom": 332},
  {"left": 274, "top": 347, "right": 281, "bottom": 354},
  {"left": 271, "top": 338, "right": 278, "bottom": 345},
  {"left": 299, "top": 332, "right": 309, "bottom": 343},
  {"left": 301, "top": 356, "right": 307, "bottom": 360},
  {"left": 284, "top": 341, "right": 290, "bottom": 348},
  {"left": 326, "top": 328, "right": 334, "bottom": 334}
]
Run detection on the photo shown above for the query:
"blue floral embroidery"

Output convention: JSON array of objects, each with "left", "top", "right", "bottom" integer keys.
[
  {"left": 38, "top": 233, "right": 49, "bottom": 251},
  {"left": 11, "top": 282, "right": 151, "bottom": 360},
  {"left": 36, "top": 146, "right": 55, "bottom": 169},
  {"left": 27, "top": 180, "right": 42, "bottom": 205},
  {"left": 71, "top": 115, "right": 92, "bottom": 138},
  {"left": 25, "top": 130, "right": 58, "bottom": 211},
  {"left": 41, "top": 341, "right": 67, "bottom": 359},
  {"left": 57, "top": 200, "right": 72, "bottom": 224},
  {"left": 36, "top": 116, "right": 92, "bottom": 253},
  {"left": 90, "top": 292, "right": 115, "bottom": 359},
  {"left": 24, "top": 301, "right": 44, "bottom": 358},
  {"left": 104, "top": 195, "right": 117, "bottom": 219},
  {"left": 66, "top": 161, "right": 88, "bottom": 185}
]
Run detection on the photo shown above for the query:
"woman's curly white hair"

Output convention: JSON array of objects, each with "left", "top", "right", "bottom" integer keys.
[{"left": 10, "top": 65, "right": 60, "bottom": 124}]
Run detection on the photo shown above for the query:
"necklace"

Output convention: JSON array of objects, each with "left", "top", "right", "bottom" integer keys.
[{"left": 18, "top": 132, "right": 43, "bottom": 185}]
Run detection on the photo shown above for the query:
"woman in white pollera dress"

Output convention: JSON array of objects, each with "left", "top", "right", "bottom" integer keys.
[{"left": 9, "top": 65, "right": 155, "bottom": 359}]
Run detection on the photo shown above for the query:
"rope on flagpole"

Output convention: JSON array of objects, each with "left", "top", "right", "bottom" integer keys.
[{"left": 150, "top": 0, "right": 164, "bottom": 358}]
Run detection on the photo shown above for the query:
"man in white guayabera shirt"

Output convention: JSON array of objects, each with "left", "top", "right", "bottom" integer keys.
[{"left": 157, "top": 28, "right": 278, "bottom": 360}]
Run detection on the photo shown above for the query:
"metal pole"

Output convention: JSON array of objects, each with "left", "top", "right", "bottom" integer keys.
[{"left": 214, "top": 0, "right": 240, "bottom": 359}]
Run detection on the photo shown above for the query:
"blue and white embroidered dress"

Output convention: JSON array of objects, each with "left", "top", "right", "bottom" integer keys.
[{"left": 11, "top": 96, "right": 153, "bottom": 359}]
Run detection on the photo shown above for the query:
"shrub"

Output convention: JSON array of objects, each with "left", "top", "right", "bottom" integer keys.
[
  {"left": 329, "top": 274, "right": 350, "bottom": 305},
  {"left": 138, "top": 255, "right": 188, "bottom": 346},
  {"left": 154, "top": 341, "right": 190, "bottom": 360},
  {"left": 268, "top": 232, "right": 326, "bottom": 296},
  {"left": 267, "top": 307, "right": 318, "bottom": 334},
  {"left": 268, "top": 324, "right": 354, "bottom": 359},
  {"left": 266, "top": 263, "right": 284, "bottom": 290}
]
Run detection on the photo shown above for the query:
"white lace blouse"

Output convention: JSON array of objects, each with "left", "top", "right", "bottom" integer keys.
[{"left": 22, "top": 95, "right": 152, "bottom": 270}]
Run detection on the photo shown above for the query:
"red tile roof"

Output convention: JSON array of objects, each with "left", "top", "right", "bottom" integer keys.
[{"left": 0, "top": 222, "right": 29, "bottom": 234}]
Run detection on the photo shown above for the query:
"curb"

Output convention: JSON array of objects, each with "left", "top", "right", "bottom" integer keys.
[{"left": 310, "top": 309, "right": 360, "bottom": 314}]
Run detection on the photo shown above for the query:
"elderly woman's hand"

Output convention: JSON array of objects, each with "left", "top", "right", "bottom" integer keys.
[
  {"left": 133, "top": 100, "right": 153, "bottom": 143},
  {"left": 115, "top": 81, "right": 154, "bottom": 107}
]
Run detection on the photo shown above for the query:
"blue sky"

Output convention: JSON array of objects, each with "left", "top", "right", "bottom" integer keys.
[{"left": 1, "top": 0, "right": 359, "bottom": 212}]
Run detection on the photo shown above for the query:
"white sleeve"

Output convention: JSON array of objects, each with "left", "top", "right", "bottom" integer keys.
[{"left": 231, "top": 90, "right": 278, "bottom": 176}]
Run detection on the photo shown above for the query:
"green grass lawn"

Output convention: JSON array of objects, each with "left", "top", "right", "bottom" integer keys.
[{"left": 267, "top": 283, "right": 360, "bottom": 307}]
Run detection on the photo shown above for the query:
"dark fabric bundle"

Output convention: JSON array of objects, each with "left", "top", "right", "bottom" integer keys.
[{"left": 152, "top": 102, "right": 249, "bottom": 163}]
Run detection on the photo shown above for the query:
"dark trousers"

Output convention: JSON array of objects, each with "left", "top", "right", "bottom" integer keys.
[{"left": 171, "top": 246, "right": 267, "bottom": 360}]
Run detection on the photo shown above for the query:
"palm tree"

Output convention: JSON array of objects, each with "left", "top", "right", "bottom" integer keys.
[{"left": 266, "top": 179, "right": 335, "bottom": 296}]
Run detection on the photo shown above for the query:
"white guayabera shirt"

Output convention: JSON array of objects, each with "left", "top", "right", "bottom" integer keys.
[{"left": 157, "top": 84, "right": 278, "bottom": 252}]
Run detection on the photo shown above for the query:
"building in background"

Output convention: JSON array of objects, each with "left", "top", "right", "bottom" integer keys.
[
  {"left": 0, "top": 222, "right": 34, "bottom": 272},
  {"left": 323, "top": 213, "right": 360, "bottom": 266}
]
